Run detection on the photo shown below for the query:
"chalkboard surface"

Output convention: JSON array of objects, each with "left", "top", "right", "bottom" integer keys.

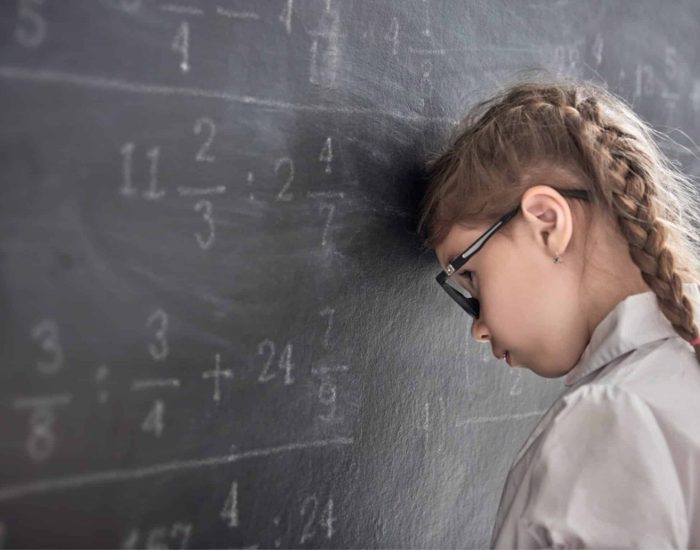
[{"left": 1, "top": 1, "right": 700, "bottom": 547}]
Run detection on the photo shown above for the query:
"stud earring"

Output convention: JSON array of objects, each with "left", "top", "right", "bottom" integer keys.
[{"left": 553, "top": 254, "right": 563, "bottom": 264}]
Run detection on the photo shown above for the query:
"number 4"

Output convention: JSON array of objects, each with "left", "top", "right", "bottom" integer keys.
[
  {"left": 141, "top": 400, "right": 164, "bottom": 437},
  {"left": 319, "top": 137, "right": 333, "bottom": 174},
  {"left": 172, "top": 21, "right": 190, "bottom": 73},
  {"left": 220, "top": 481, "right": 239, "bottom": 527}
]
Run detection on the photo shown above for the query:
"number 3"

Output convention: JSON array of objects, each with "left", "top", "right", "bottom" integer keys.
[
  {"left": 194, "top": 199, "right": 215, "bottom": 250},
  {"left": 147, "top": 309, "right": 168, "bottom": 361}
]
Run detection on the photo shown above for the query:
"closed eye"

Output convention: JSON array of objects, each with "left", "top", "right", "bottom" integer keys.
[
  {"left": 458, "top": 270, "right": 473, "bottom": 281},
  {"left": 456, "top": 270, "right": 475, "bottom": 291}
]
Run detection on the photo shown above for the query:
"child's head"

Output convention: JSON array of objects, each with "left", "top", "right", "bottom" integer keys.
[{"left": 418, "top": 75, "right": 700, "bottom": 375}]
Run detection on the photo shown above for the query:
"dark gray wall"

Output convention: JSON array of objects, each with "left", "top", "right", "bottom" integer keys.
[{"left": 1, "top": 1, "right": 699, "bottom": 547}]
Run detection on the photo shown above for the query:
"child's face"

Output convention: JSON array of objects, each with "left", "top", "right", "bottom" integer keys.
[
  {"left": 435, "top": 219, "right": 591, "bottom": 378},
  {"left": 433, "top": 185, "right": 607, "bottom": 378},
  {"left": 433, "top": 185, "right": 652, "bottom": 379}
]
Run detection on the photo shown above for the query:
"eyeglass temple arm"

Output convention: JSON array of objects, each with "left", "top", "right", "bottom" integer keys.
[
  {"left": 442, "top": 207, "right": 519, "bottom": 276},
  {"left": 435, "top": 189, "right": 590, "bottom": 281}
]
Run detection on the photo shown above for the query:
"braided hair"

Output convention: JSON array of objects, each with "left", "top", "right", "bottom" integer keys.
[{"left": 417, "top": 75, "right": 700, "bottom": 362}]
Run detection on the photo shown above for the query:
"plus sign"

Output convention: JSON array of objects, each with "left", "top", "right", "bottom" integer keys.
[{"left": 202, "top": 353, "right": 233, "bottom": 402}]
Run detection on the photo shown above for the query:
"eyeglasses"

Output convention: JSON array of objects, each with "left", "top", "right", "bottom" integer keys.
[{"left": 435, "top": 189, "right": 591, "bottom": 318}]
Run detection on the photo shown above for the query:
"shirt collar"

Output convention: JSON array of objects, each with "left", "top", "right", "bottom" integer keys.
[{"left": 564, "top": 282, "right": 700, "bottom": 387}]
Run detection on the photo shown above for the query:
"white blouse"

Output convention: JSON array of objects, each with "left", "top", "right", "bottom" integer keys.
[{"left": 490, "top": 282, "right": 700, "bottom": 548}]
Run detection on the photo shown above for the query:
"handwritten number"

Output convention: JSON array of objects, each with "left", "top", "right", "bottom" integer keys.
[
  {"left": 141, "top": 399, "right": 165, "bottom": 437},
  {"left": 194, "top": 199, "right": 215, "bottom": 250},
  {"left": 194, "top": 117, "right": 216, "bottom": 162},
  {"left": 172, "top": 21, "right": 190, "bottom": 73},
  {"left": 220, "top": 481, "right": 239, "bottom": 527},
  {"left": 31, "top": 319, "right": 63, "bottom": 374},
  {"left": 275, "top": 157, "right": 294, "bottom": 201},
  {"left": 299, "top": 496, "right": 318, "bottom": 544},
  {"left": 146, "top": 309, "right": 168, "bottom": 361},
  {"left": 27, "top": 406, "right": 55, "bottom": 462},
  {"left": 257, "top": 339, "right": 276, "bottom": 383},
  {"left": 15, "top": 0, "right": 46, "bottom": 48}
]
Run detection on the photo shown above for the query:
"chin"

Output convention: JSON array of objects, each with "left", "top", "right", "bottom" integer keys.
[{"left": 531, "top": 366, "right": 571, "bottom": 379}]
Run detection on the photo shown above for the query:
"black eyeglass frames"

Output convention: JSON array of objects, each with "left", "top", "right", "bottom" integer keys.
[{"left": 434, "top": 189, "right": 591, "bottom": 318}]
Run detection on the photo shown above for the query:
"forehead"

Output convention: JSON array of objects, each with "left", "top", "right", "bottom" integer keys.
[{"left": 435, "top": 222, "right": 489, "bottom": 267}]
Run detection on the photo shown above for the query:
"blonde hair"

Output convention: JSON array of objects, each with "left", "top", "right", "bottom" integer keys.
[{"left": 417, "top": 74, "right": 700, "bottom": 363}]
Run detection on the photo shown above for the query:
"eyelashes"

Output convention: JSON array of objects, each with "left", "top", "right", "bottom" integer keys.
[
  {"left": 458, "top": 270, "right": 473, "bottom": 281},
  {"left": 457, "top": 270, "right": 475, "bottom": 293}
]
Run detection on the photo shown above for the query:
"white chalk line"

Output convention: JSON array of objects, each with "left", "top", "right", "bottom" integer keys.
[
  {"left": 0, "top": 66, "right": 453, "bottom": 125},
  {"left": 0, "top": 436, "right": 354, "bottom": 502},
  {"left": 131, "top": 378, "right": 181, "bottom": 390},
  {"left": 455, "top": 409, "right": 546, "bottom": 427},
  {"left": 306, "top": 191, "right": 345, "bottom": 199},
  {"left": 160, "top": 4, "right": 204, "bottom": 16},
  {"left": 12, "top": 394, "right": 73, "bottom": 409},
  {"left": 215, "top": 6, "right": 260, "bottom": 19},
  {"left": 176, "top": 185, "right": 226, "bottom": 196},
  {"left": 408, "top": 45, "right": 539, "bottom": 55},
  {"left": 310, "top": 365, "right": 349, "bottom": 375}
]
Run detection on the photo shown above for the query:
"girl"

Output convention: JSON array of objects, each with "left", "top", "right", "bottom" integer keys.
[{"left": 417, "top": 76, "right": 700, "bottom": 548}]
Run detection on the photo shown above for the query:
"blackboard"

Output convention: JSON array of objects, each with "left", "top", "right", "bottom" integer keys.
[{"left": 1, "top": 1, "right": 700, "bottom": 547}]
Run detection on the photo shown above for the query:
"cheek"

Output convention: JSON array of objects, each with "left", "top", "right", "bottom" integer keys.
[{"left": 479, "top": 256, "right": 554, "bottom": 334}]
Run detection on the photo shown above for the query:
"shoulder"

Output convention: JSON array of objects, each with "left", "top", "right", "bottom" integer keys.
[
  {"left": 554, "top": 383, "right": 654, "bottom": 425},
  {"left": 596, "top": 334, "right": 700, "bottom": 392},
  {"left": 491, "top": 383, "right": 693, "bottom": 547},
  {"left": 540, "top": 384, "right": 667, "bottom": 468},
  {"left": 519, "top": 384, "right": 690, "bottom": 546}
]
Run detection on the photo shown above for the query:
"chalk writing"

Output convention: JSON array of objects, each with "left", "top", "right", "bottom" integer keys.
[
  {"left": 257, "top": 339, "right": 295, "bottom": 386},
  {"left": 193, "top": 199, "right": 215, "bottom": 250},
  {"left": 120, "top": 143, "right": 165, "bottom": 200},
  {"left": 15, "top": 0, "right": 46, "bottom": 49},
  {"left": 299, "top": 494, "right": 335, "bottom": 544},
  {"left": 141, "top": 399, "right": 165, "bottom": 437},
  {"left": 122, "top": 521, "right": 192, "bottom": 549},
  {"left": 31, "top": 319, "right": 63, "bottom": 374},
  {"left": 193, "top": 117, "right": 216, "bottom": 162},
  {"left": 274, "top": 157, "right": 294, "bottom": 201},
  {"left": 220, "top": 480, "right": 239, "bottom": 527},
  {"left": 202, "top": 353, "right": 233, "bottom": 402},
  {"left": 172, "top": 21, "right": 190, "bottom": 73},
  {"left": 147, "top": 309, "right": 169, "bottom": 361}
]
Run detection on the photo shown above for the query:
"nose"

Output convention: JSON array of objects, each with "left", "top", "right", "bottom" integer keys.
[{"left": 470, "top": 317, "right": 490, "bottom": 343}]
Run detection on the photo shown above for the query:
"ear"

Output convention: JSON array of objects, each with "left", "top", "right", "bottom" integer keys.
[{"left": 520, "top": 185, "right": 574, "bottom": 258}]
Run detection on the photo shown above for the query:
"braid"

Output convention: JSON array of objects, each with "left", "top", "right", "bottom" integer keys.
[
  {"left": 572, "top": 97, "right": 700, "bottom": 362},
  {"left": 420, "top": 78, "right": 700, "bottom": 364}
]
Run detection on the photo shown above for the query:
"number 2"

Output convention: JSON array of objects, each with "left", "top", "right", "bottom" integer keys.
[
  {"left": 275, "top": 157, "right": 294, "bottom": 201},
  {"left": 194, "top": 117, "right": 216, "bottom": 162}
]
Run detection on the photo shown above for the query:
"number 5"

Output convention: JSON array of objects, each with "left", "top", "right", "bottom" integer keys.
[{"left": 15, "top": 0, "right": 46, "bottom": 49}]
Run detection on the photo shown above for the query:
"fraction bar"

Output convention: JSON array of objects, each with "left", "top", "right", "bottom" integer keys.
[
  {"left": 12, "top": 394, "right": 72, "bottom": 410},
  {"left": 177, "top": 185, "right": 226, "bottom": 196},
  {"left": 131, "top": 379, "right": 181, "bottom": 391}
]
